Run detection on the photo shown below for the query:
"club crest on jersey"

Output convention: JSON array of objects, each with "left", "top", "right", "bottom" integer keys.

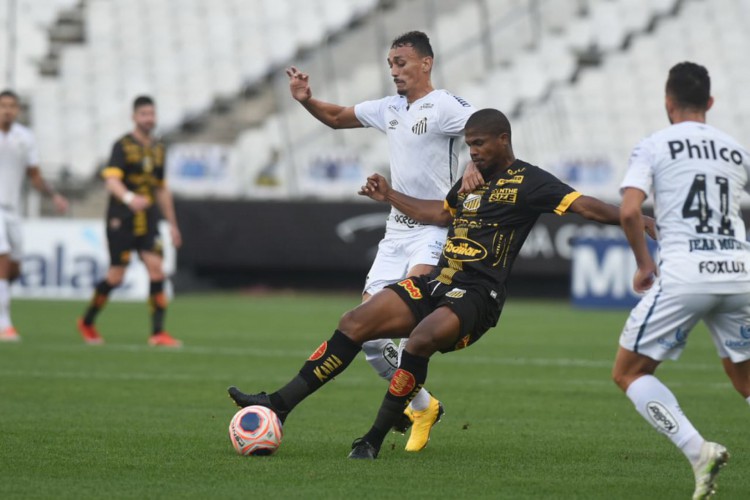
[
  {"left": 462, "top": 194, "right": 482, "bottom": 212},
  {"left": 443, "top": 237, "right": 488, "bottom": 262},
  {"left": 411, "top": 117, "right": 428, "bottom": 135},
  {"left": 397, "top": 279, "right": 423, "bottom": 299},
  {"left": 308, "top": 341, "right": 327, "bottom": 361},
  {"left": 389, "top": 369, "right": 416, "bottom": 397},
  {"left": 489, "top": 188, "right": 518, "bottom": 204}
]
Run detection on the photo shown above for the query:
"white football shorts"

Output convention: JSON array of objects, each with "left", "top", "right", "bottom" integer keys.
[
  {"left": 363, "top": 224, "right": 447, "bottom": 296},
  {"left": 0, "top": 209, "right": 23, "bottom": 261},
  {"left": 619, "top": 285, "right": 750, "bottom": 363}
]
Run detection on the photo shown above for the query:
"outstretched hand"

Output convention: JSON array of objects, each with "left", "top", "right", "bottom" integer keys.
[
  {"left": 286, "top": 66, "right": 312, "bottom": 103},
  {"left": 358, "top": 173, "right": 391, "bottom": 202}
]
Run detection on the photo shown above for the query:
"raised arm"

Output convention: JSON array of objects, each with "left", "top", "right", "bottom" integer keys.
[
  {"left": 287, "top": 67, "right": 363, "bottom": 130},
  {"left": 359, "top": 173, "right": 452, "bottom": 227}
]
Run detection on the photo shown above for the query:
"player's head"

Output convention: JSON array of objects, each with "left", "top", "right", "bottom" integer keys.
[
  {"left": 464, "top": 109, "right": 514, "bottom": 173},
  {"left": 387, "top": 31, "right": 434, "bottom": 97},
  {"left": 665, "top": 62, "right": 713, "bottom": 123},
  {"left": 132, "top": 95, "right": 156, "bottom": 134},
  {"left": 0, "top": 90, "right": 20, "bottom": 128}
]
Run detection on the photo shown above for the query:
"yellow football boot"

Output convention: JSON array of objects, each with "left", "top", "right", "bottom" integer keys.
[{"left": 404, "top": 395, "right": 444, "bottom": 452}]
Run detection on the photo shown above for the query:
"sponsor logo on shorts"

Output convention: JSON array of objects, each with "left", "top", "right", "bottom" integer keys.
[
  {"left": 725, "top": 325, "right": 750, "bottom": 349},
  {"left": 443, "top": 237, "right": 487, "bottom": 262},
  {"left": 646, "top": 401, "right": 679, "bottom": 435},
  {"left": 308, "top": 341, "right": 327, "bottom": 361},
  {"left": 445, "top": 288, "right": 466, "bottom": 299},
  {"left": 454, "top": 335, "right": 471, "bottom": 351},
  {"left": 658, "top": 328, "right": 687, "bottom": 349},
  {"left": 462, "top": 194, "right": 482, "bottom": 212},
  {"left": 397, "top": 278, "right": 423, "bottom": 299},
  {"left": 389, "top": 369, "right": 416, "bottom": 397}
]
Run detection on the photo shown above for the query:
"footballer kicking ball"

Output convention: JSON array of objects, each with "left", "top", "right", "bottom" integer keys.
[{"left": 228, "top": 405, "right": 283, "bottom": 456}]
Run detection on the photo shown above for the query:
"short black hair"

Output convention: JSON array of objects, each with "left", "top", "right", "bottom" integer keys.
[
  {"left": 133, "top": 95, "right": 155, "bottom": 111},
  {"left": 666, "top": 62, "right": 711, "bottom": 109},
  {"left": 390, "top": 31, "right": 434, "bottom": 58},
  {"left": 465, "top": 108, "right": 512, "bottom": 137},
  {"left": 0, "top": 89, "right": 19, "bottom": 102}
]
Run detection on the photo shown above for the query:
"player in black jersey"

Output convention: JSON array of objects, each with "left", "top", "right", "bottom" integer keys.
[
  {"left": 227, "top": 108, "right": 655, "bottom": 459},
  {"left": 77, "top": 96, "right": 183, "bottom": 347}
]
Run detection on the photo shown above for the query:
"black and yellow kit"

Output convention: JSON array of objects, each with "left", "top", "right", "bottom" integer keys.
[
  {"left": 388, "top": 159, "right": 581, "bottom": 351},
  {"left": 102, "top": 134, "right": 166, "bottom": 266}
]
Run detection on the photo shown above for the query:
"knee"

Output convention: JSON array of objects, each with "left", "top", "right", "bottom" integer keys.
[
  {"left": 338, "top": 309, "right": 368, "bottom": 343},
  {"left": 405, "top": 332, "right": 439, "bottom": 358},
  {"left": 611, "top": 367, "right": 634, "bottom": 392}
]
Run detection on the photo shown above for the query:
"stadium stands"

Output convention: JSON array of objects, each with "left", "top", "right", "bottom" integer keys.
[{"left": 4, "top": 0, "right": 750, "bottom": 204}]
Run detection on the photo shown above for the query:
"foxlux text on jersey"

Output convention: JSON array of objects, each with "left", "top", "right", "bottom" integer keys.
[
  {"left": 668, "top": 139, "right": 744, "bottom": 164},
  {"left": 698, "top": 260, "right": 747, "bottom": 274}
]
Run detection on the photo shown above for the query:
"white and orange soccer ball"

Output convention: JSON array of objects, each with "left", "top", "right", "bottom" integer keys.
[{"left": 228, "top": 405, "right": 283, "bottom": 456}]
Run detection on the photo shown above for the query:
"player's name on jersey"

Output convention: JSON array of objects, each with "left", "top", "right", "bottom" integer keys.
[
  {"left": 698, "top": 260, "right": 747, "bottom": 274},
  {"left": 668, "top": 139, "right": 744, "bottom": 164},
  {"left": 689, "top": 237, "right": 745, "bottom": 252}
]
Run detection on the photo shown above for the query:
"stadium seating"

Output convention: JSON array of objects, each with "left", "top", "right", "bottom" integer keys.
[{"left": 9, "top": 0, "right": 750, "bottom": 204}]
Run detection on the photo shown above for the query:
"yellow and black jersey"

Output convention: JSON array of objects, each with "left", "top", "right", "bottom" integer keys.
[
  {"left": 435, "top": 159, "right": 581, "bottom": 290},
  {"left": 102, "top": 133, "right": 166, "bottom": 236}
]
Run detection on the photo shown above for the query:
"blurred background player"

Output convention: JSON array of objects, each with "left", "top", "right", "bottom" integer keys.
[
  {"left": 0, "top": 89, "right": 68, "bottom": 342},
  {"left": 613, "top": 62, "right": 750, "bottom": 499},
  {"left": 77, "top": 95, "right": 183, "bottom": 347},
  {"left": 286, "top": 30, "right": 481, "bottom": 451}
]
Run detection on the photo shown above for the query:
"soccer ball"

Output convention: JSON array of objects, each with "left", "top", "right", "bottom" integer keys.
[{"left": 228, "top": 405, "right": 283, "bottom": 456}]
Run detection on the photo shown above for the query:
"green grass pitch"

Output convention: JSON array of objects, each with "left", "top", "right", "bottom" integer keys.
[{"left": 1, "top": 293, "right": 748, "bottom": 499}]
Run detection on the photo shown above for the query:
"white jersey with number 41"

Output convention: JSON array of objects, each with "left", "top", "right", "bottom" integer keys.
[{"left": 621, "top": 121, "right": 750, "bottom": 293}]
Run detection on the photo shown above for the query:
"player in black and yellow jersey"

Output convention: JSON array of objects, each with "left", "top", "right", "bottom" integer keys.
[
  {"left": 77, "top": 96, "right": 183, "bottom": 347},
  {"left": 227, "top": 108, "right": 655, "bottom": 459}
]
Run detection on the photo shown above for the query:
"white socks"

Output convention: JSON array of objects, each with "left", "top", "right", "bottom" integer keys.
[
  {"left": 362, "top": 337, "right": 433, "bottom": 411},
  {"left": 362, "top": 338, "right": 399, "bottom": 380},
  {"left": 0, "top": 279, "right": 11, "bottom": 330},
  {"left": 626, "top": 374, "right": 704, "bottom": 463}
]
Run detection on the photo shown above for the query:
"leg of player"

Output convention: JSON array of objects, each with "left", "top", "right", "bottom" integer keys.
[
  {"left": 140, "top": 250, "right": 181, "bottom": 348},
  {"left": 613, "top": 347, "right": 728, "bottom": 499},
  {"left": 349, "top": 306, "right": 460, "bottom": 459},
  {"left": 721, "top": 357, "right": 750, "bottom": 405},
  {"left": 78, "top": 265, "right": 126, "bottom": 345},
  {"left": 227, "top": 289, "right": 417, "bottom": 424},
  {"left": 0, "top": 253, "right": 19, "bottom": 342}
]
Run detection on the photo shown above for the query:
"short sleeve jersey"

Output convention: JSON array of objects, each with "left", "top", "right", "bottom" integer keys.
[
  {"left": 621, "top": 121, "right": 750, "bottom": 293},
  {"left": 0, "top": 123, "right": 39, "bottom": 213},
  {"left": 355, "top": 90, "right": 475, "bottom": 229},
  {"left": 102, "top": 134, "right": 166, "bottom": 234},
  {"left": 434, "top": 160, "right": 581, "bottom": 291}
]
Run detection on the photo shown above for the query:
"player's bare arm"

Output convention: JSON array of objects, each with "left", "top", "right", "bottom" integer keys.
[
  {"left": 359, "top": 173, "right": 451, "bottom": 226},
  {"left": 103, "top": 175, "right": 150, "bottom": 212},
  {"left": 286, "top": 66, "right": 363, "bottom": 129},
  {"left": 155, "top": 185, "right": 182, "bottom": 248},
  {"left": 459, "top": 161, "right": 485, "bottom": 193},
  {"left": 26, "top": 166, "right": 68, "bottom": 213},
  {"left": 569, "top": 194, "right": 656, "bottom": 238},
  {"left": 620, "top": 187, "right": 657, "bottom": 292}
]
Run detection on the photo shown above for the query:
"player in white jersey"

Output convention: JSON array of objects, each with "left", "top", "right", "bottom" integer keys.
[
  {"left": 613, "top": 63, "right": 749, "bottom": 499},
  {"left": 286, "top": 31, "right": 482, "bottom": 451},
  {"left": 0, "top": 90, "right": 68, "bottom": 341}
]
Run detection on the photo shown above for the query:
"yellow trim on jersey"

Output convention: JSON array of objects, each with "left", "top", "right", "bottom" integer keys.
[
  {"left": 554, "top": 191, "right": 582, "bottom": 215},
  {"left": 444, "top": 200, "right": 456, "bottom": 217},
  {"left": 102, "top": 167, "right": 124, "bottom": 179}
]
